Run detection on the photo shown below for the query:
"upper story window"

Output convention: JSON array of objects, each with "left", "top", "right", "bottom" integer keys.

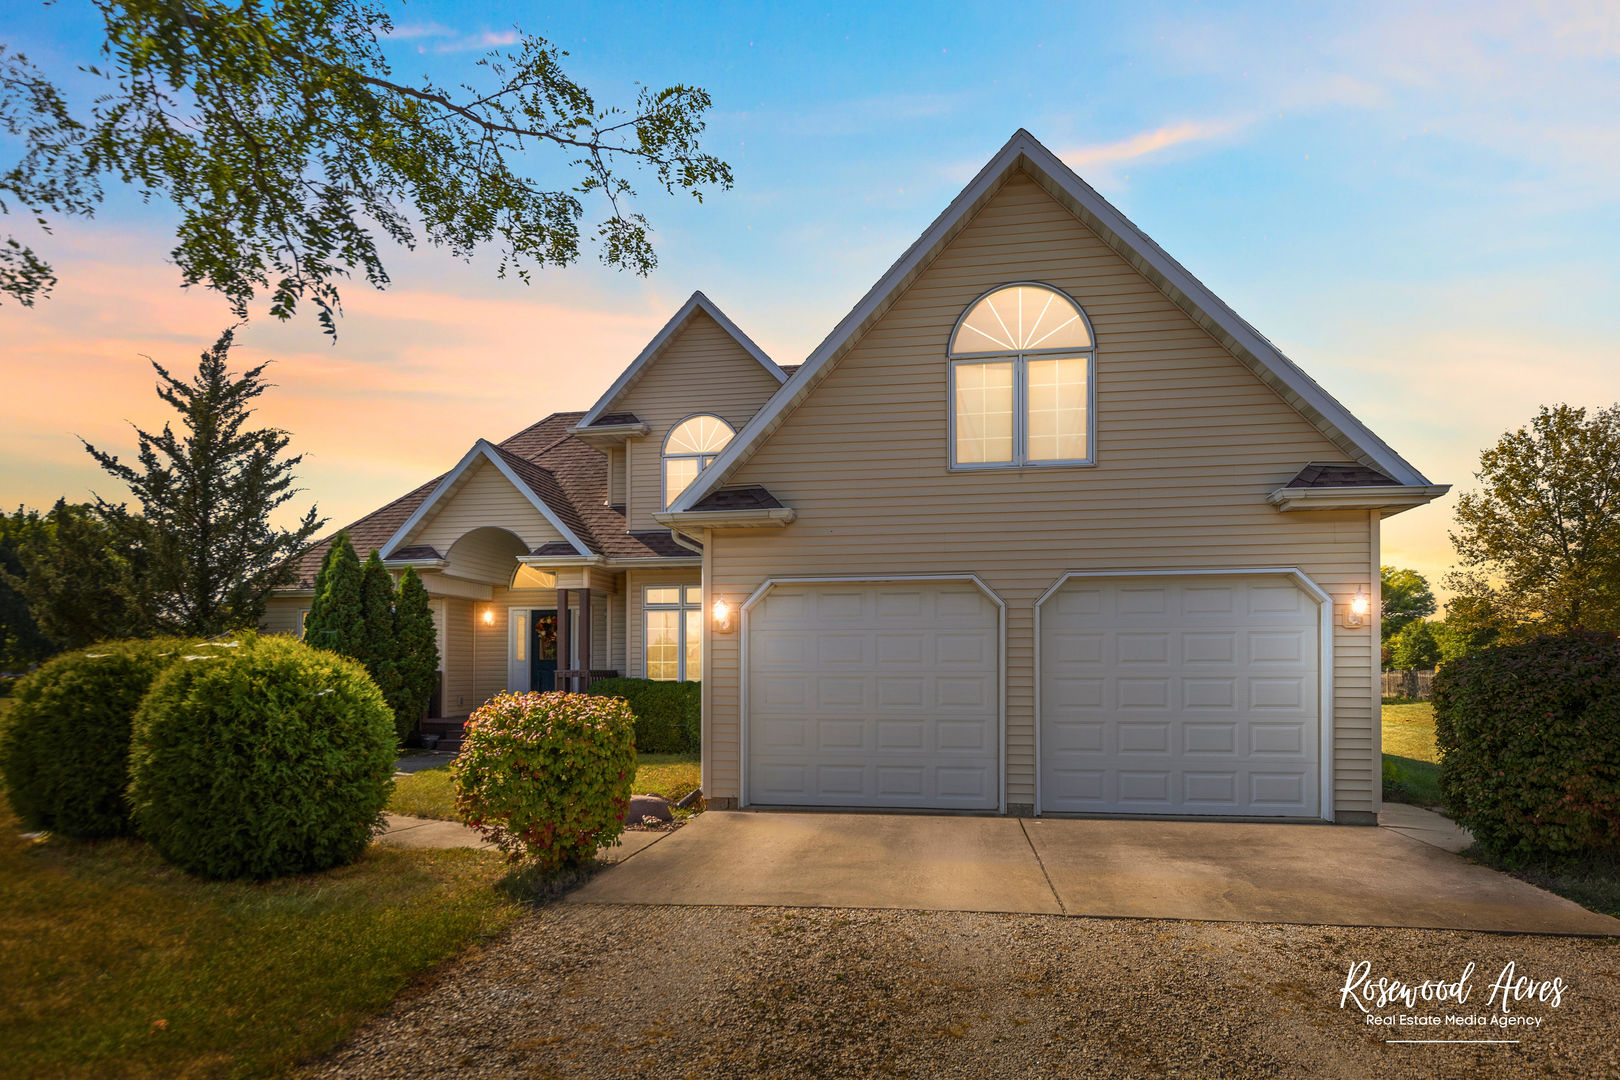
[
  {"left": 948, "top": 283, "right": 1095, "bottom": 468},
  {"left": 664, "top": 414, "right": 735, "bottom": 508}
]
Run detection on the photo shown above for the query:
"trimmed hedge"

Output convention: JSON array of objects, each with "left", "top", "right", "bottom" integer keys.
[
  {"left": 583, "top": 677, "right": 699, "bottom": 754},
  {"left": 454, "top": 691, "right": 635, "bottom": 870},
  {"left": 0, "top": 638, "right": 197, "bottom": 838},
  {"left": 129, "top": 633, "right": 396, "bottom": 879},
  {"left": 1433, "top": 630, "right": 1620, "bottom": 862}
]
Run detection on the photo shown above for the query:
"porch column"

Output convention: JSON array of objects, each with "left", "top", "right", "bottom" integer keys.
[
  {"left": 555, "top": 587, "right": 571, "bottom": 690},
  {"left": 578, "top": 589, "right": 593, "bottom": 685}
]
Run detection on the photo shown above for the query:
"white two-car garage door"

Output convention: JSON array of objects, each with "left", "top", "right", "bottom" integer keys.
[
  {"left": 1039, "top": 573, "right": 1324, "bottom": 818},
  {"left": 747, "top": 580, "right": 1001, "bottom": 810}
]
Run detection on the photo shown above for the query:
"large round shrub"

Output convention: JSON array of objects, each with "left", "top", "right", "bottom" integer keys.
[
  {"left": 0, "top": 638, "right": 198, "bottom": 838},
  {"left": 129, "top": 633, "right": 396, "bottom": 879},
  {"left": 1434, "top": 630, "right": 1620, "bottom": 862},
  {"left": 454, "top": 691, "right": 636, "bottom": 869}
]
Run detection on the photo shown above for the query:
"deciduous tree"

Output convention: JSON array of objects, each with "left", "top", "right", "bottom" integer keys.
[
  {"left": 1446, "top": 404, "right": 1620, "bottom": 632},
  {"left": 8, "top": 499, "right": 151, "bottom": 652},
  {"left": 1, "top": 1, "right": 731, "bottom": 335},
  {"left": 1379, "top": 566, "right": 1437, "bottom": 642}
]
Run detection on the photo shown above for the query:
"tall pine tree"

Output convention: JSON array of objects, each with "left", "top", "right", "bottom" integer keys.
[
  {"left": 83, "top": 329, "right": 325, "bottom": 635},
  {"left": 358, "top": 549, "right": 403, "bottom": 723},
  {"left": 303, "top": 531, "right": 363, "bottom": 657},
  {"left": 389, "top": 567, "right": 439, "bottom": 743}
]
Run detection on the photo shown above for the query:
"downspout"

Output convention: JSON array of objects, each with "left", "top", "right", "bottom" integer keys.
[{"left": 667, "top": 524, "right": 704, "bottom": 555}]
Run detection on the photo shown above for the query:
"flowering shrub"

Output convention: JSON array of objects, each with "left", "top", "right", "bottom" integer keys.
[
  {"left": 1433, "top": 630, "right": 1620, "bottom": 862},
  {"left": 129, "top": 633, "right": 396, "bottom": 879},
  {"left": 0, "top": 637, "right": 198, "bottom": 838},
  {"left": 453, "top": 691, "right": 636, "bottom": 869}
]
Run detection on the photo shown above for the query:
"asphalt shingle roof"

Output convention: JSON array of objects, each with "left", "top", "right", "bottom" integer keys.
[{"left": 284, "top": 411, "right": 695, "bottom": 589}]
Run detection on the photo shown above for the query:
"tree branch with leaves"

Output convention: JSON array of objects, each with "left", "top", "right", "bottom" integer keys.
[{"left": 1, "top": 0, "right": 732, "bottom": 335}]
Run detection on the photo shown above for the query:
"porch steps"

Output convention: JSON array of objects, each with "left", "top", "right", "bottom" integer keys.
[{"left": 419, "top": 717, "right": 468, "bottom": 753}]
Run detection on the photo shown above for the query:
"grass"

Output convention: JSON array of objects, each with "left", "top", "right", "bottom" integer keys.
[
  {"left": 1469, "top": 849, "right": 1620, "bottom": 919},
  {"left": 388, "top": 752, "right": 703, "bottom": 822},
  {"left": 1381, "top": 701, "right": 1442, "bottom": 807},
  {"left": 0, "top": 799, "right": 523, "bottom": 1080}
]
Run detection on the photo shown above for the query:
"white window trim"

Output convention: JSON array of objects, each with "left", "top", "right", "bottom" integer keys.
[
  {"left": 946, "top": 282, "right": 1097, "bottom": 471},
  {"left": 642, "top": 584, "right": 701, "bottom": 681},
  {"left": 661, "top": 413, "right": 735, "bottom": 510}
]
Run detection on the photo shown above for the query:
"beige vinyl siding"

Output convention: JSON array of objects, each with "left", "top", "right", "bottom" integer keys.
[
  {"left": 614, "top": 311, "right": 784, "bottom": 530},
  {"left": 403, "top": 460, "right": 565, "bottom": 555},
  {"left": 625, "top": 568, "right": 702, "bottom": 679},
  {"left": 442, "top": 598, "right": 476, "bottom": 713},
  {"left": 260, "top": 597, "right": 308, "bottom": 637},
  {"left": 706, "top": 171, "right": 1380, "bottom": 816}
]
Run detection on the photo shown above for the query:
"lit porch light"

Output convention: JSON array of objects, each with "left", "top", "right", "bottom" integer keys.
[
  {"left": 1346, "top": 587, "right": 1370, "bottom": 628},
  {"left": 712, "top": 598, "right": 735, "bottom": 633},
  {"left": 480, "top": 607, "right": 495, "bottom": 626}
]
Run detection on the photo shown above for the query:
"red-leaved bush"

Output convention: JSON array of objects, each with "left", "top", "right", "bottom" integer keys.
[{"left": 452, "top": 691, "right": 636, "bottom": 869}]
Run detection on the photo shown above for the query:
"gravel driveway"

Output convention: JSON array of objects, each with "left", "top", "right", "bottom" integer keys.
[{"left": 307, "top": 904, "right": 1620, "bottom": 1079}]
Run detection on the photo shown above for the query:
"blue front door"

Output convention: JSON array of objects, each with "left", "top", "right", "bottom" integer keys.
[{"left": 530, "top": 609, "right": 558, "bottom": 691}]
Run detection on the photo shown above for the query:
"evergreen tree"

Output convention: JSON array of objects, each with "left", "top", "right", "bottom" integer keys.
[
  {"left": 83, "top": 329, "right": 325, "bottom": 635},
  {"left": 10, "top": 500, "right": 152, "bottom": 653},
  {"left": 0, "top": 506, "right": 55, "bottom": 669},
  {"left": 303, "top": 532, "right": 364, "bottom": 658},
  {"left": 358, "top": 549, "right": 402, "bottom": 718},
  {"left": 389, "top": 568, "right": 439, "bottom": 743}
]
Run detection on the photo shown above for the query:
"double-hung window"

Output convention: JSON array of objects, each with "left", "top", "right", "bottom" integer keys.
[
  {"left": 948, "top": 282, "right": 1095, "bottom": 468},
  {"left": 644, "top": 585, "right": 702, "bottom": 681}
]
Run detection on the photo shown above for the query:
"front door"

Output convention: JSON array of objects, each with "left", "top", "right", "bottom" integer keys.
[{"left": 530, "top": 609, "right": 558, "bottom": 691}]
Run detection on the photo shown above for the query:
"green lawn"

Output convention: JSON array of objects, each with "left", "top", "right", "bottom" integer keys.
[
  {"left": 1381, "top": 701, "right": 1442, "bottom": 807},
  {"left": 389, "top": 752, "right": 702, "bottom": 822},
  {"left": 0, "top": 799, "right": 522, "bottom": 1079}
]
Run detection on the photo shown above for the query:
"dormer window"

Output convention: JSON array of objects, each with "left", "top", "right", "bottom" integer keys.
[
  {"left": 948, "top": 282, "right": 1095, "bottom": 468},
  {"left": 664, "top": 414, "right": 735, "bottom": 508}
]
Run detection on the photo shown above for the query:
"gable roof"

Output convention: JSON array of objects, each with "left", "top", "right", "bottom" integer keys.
[
  {"left": 380, "top": 440, "right": 595, "bottom": 558},
  {"left": 673, "top": 129, "right": 1434, "bottom": 512},
  {"left": 283, "top": 412, "right": 697, "bottom": 590},
  {"left": 575, "top": 291, "right": 787, "bottom": 429}
]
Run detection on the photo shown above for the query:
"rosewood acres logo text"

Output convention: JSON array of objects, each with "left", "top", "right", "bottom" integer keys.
[{"left": 1339, "top": 961, "right": 1566, "bottom": 1042}]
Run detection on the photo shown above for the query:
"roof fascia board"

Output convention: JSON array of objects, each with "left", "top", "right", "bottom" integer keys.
[
  {"left": 675, "top": 129, "right": 1431, "bottom": 510},
  {"left": 380, "top": 440, "right": 590, "bottom": 558},
  {"left": 653, "top": 508, "right": 797, "bottom": 529},
  {"left": 578, "top": 291, "right": 786, "bottom": 428},
  {"left": 1267, "top": 484, "right": 1451, "bottom": 511}
]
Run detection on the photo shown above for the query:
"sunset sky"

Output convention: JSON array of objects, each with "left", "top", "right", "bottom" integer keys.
[{"left": 3, "top": 1, "right": 1618, "bottom": 604}]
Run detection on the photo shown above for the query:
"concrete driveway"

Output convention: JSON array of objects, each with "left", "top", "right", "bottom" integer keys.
[{"left": 568, "top": 810, "right": 1620, "bottom": 935}]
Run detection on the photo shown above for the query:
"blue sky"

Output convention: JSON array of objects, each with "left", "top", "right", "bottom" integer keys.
[{"left": 3, "top": 1, "right": 1618, "bottom": 600}]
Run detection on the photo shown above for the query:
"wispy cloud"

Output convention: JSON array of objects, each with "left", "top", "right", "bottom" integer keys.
[
  {"left": 384, "top": 22, "right": 521, "bottom": 54},
  {"left": 1056, "top": 117, "right": 1250, "bottom": 171}
]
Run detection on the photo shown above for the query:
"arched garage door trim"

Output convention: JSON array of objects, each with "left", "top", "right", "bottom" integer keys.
[
  {"left": 741, "top": 575, "right": 1008, "bottom": 813},
  {"left": 1034, "top": 568, "right": 1334, "bottom": 820}
]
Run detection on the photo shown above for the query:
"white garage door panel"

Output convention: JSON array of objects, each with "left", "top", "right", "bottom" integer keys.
[
  {"left": 1040, "top": 575, "right": 1321, "bottom": 817},
  {"left": 748, "top": 582, "right": 1000, "bottom": 809}
]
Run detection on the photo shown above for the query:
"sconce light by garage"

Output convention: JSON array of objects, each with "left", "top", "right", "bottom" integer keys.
[
  {"left": 480, "top": 607, "right": 495, "bottom": 626},
  {"left": 712, "top": 598, "right": 735, "bottom": 634},
  {"left": 1346, "top": 586, "right": 1370, "bottom": 629}
]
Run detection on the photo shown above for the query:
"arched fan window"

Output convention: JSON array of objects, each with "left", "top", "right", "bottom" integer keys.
[
  {"left": 948, "top": 283, "right": 1095, "bottom": 467},
  {"left": 663, "top": 414, "right": 735, "bottom": 508}
]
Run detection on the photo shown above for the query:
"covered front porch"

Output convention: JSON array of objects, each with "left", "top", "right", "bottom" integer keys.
[{"left": 398, "top": 525, "right": 700, "bottom": 737}]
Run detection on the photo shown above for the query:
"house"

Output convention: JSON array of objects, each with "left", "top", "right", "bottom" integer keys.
[{"left": 264, "top": 130, "right": 1447, "bottom": 823}]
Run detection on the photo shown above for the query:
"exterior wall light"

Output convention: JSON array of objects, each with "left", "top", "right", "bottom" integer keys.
[
  {"left": 1346, "top": 586, "right": 1370, "bottom": 629},
  {"left": 480, "top": 607, "right": 495, "bottom": 626},
  {"left": 712, "top": 598, "right": 735, "bottom": 633}
]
